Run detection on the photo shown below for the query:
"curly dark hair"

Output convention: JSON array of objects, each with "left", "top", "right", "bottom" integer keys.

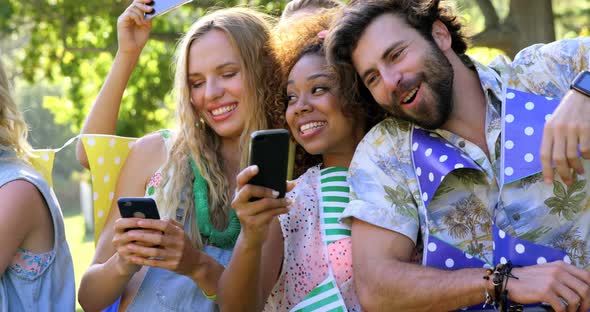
[
  {"left": 272, "top": 9, "right": 388, "bottom": 177},
  {"left": 326, "top": 0, "right": 468, "bottom": 112},
  {"left": 281, "top": 0, "right": 342, "bottom": 19}
]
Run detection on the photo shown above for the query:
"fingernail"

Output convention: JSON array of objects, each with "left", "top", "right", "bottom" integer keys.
[
  {"left": 251, "top": 165, "right": 259, "bottom": 173},
  {"left": 272, "top": 190, "right": 279, "bottom": 198},
  {"left": 544, "top": 178, "right": 552, "bottom": 185}
]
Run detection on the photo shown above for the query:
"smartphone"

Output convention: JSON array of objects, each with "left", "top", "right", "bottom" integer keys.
[
  {"left": 248, "top": 129, "right": 290, "bottom": 199},
  {"left": 145, "top": 0, "right": 193, "bottom": 19},
  {"left": 118, "top": 197, "right": 161, "bottom": 219}
]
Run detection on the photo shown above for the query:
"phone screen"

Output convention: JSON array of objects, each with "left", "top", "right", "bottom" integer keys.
[
  {"left": 248, "top": 129, "right": 290, "bottom": 199},
  {"left": 145, "top": 0, "right": 193, "bottom": 19}
]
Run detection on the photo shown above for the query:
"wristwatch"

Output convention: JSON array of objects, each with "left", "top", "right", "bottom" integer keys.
[{"left": 570, "top": 70, "right": 590, "bottom": 97}]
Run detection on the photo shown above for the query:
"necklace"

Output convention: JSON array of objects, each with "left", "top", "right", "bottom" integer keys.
[{"left": 189, "top": 158, "right": 240, "bottom": 249}]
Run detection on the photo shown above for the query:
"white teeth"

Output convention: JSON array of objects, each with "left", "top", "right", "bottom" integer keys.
[
  {"left": 211, "top": 104, "right": 237, "bottom": 116},
  {"left": 299, "top": 121, "right": 326, "bottom": 133},
  {"left": 403, "top": 87, "right": 419, "bottom": 103}
]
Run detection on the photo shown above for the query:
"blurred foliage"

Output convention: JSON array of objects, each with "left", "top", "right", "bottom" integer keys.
[
  {"left": 15, "top": 80, "right": 83, "bottom": 211},
  {"left": 0, "top": 0, "right": 588, "bottom": 139},
  {"left": 0, "top": 0, "right": 291, "bottom": 138}
]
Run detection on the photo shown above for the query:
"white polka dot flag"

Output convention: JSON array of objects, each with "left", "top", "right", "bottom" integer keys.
[
  {"left": 492, "top": 224, "right": 567, "bottom": 267},
  {"left": 411, "top": 128, "right": 480, "bottom": 208},
  {"left": 30, "top": 149, "right": 57, "bottom": 188},
  {"left": 30, "top": 136, "right": 79, "bottom": 188},
  {"left": 81, "top": 134, "right": 138, "bottom": 244},
  {"left": 411, "top": 102, "right": 572, "bottom": 309},
  {"left": 502, "top": 88, "right": 562, "bottom": 184}
]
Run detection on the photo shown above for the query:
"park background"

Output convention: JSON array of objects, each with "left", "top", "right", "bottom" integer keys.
[{"left": 0, "top": 0, "right": 589, "bottom": 310}]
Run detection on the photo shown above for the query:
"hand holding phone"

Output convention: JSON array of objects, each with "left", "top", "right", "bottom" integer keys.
[
  {"left": 118, "top": 197, "right": 161, "bottom": 219},
  {"left": 145, "top": 0, "right": 193, "bottom": 19},
  {"left": 248, "top": 129, "right": 290, "bottom": 199}
]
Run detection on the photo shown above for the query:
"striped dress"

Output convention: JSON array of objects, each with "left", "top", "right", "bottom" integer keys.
[{"left": 265, "top": 165, "right": 359, "bottom": 311}]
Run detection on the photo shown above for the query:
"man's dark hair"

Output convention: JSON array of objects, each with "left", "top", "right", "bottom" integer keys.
[{"left": 326, "top": 0, "right": 467, "bottom": 106}]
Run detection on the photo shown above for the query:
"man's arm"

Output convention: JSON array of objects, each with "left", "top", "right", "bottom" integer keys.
[
  {"left": 352, "top": 219, "right": 590, "bottom": 311},
  {"left": 352, "top": 219, "right": 489, "bottom": 311}
]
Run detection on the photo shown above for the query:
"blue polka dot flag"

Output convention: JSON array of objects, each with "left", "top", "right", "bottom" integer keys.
[
  {"left": 502, "top": 88, "right": 560, "bottom": 184},
  {"left": 410, "top": 90, "right": 576, "bottom": 309},
  {"left": 411, "top": 128, "right": 480, "bottom": 208}
]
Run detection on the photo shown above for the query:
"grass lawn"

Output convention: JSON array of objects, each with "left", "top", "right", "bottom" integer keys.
[{"left": 63, "top": 211, "right": 95, "bottom": 312}]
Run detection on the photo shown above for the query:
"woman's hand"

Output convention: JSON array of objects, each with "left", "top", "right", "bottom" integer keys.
[
  {"left": 117, "top": 0, "right": 154, "bottom": 56},
  {"left": 111, "top": 217, "right": 151, "bottom": 276},
  {"left": 123, "top": 219, "right": 203, "bottom": 278},
  {"left": 231, "top": 165, "right": 293, "bottom": 249}
]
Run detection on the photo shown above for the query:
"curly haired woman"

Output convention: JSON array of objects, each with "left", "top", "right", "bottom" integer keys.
[{"left": 218, "top": 10, "right": 386, "bottom": 311}]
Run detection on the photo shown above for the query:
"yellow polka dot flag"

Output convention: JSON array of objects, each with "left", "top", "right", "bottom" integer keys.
[
  {"left": 30, "top": 149, "right": 57, "bottom": 188},
  {"left": 81, "top": 135, "right": 138, "bottom": 244},
  {"left": 30, "top": 136, "right": 78, "bottom": 188}
]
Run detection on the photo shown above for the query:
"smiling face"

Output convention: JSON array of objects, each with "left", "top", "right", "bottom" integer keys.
[
  {"left": 352, "top": 13, "right": 454, "bottom": 130},
  {"left": 188, "top": 29, "right": 246, "bottom": 140},
  {"left": 286, "top": 54, "right": 361, "bottom": 165}
]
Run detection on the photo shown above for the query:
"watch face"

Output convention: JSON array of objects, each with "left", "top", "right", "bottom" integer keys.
[
  {"left": 573, "top": 71, "right": 590, "bottom": 95},
  {"left": 577, "top": 72, "right": 590, "bottom": 90}
]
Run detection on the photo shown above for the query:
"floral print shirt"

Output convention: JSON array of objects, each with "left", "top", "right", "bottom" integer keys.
[
  {"left": 343, "top": 38, "right": 590, "bottom": 267},
  {"left": 10, "top": 248, "right": 55, "bottom": 280},
  {"left": 266, "top": 165, "right": 358, "bottom": 311}
]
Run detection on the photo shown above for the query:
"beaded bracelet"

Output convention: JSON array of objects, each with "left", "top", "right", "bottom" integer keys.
[
  {"left": 482, "top": 268, "right": 495, "bottom": 308},
  {"left": 202, "top": 289, "right": 217, "bottom": 301},
  {"left": 482, "top": 261, "right": 523, "bottom": 312}
]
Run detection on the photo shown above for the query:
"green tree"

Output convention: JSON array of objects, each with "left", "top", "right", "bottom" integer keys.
[
  {"left": 544, "top": 177, "right": 587, "bottom": 221},
  {"left": 550, "top": 227, "right": 589, "bottom": 267},
  {"left": 0, "top": 0, "right": 290, "bottom": 138},
  {"left": 441, "top": 194, "right": 491, "bottom": 262},
  {"left": 1, "top": 0, "right": 588, "bottom": 138},
  {"left": 458, "top": 0, "right": 589, "bottom": 57},
  {"left": 384, "top": 185, "right": 418, "bottom": 221}
]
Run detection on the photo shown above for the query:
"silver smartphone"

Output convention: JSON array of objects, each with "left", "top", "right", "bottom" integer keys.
[{"left": 145, "top": 0, "right": 193, "bottom": 19}]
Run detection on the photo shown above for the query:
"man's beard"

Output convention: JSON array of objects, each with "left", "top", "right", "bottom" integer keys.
[{"left": 388, "top": 42, "right": 454, "bottom": 130}]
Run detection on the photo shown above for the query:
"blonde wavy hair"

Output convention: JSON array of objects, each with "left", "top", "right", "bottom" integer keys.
[
  {"left": 155, "top": 8, "right": 284, "bottom": 248},
  {"left": 0, "top": 60, "right": 35, "bottom": 162}
]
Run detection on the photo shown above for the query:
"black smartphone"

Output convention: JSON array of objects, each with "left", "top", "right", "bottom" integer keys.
[
  {"left": 118, "top": 197, "right": 161, "bottom": 219},
  {"left": 145, "top": 0, "right": 193, "bottom": 20},
  {"left": 248, "top": 129, "right": 290, "bottom": 199}
]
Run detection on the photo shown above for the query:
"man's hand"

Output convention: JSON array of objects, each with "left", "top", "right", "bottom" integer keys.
[
  {"left": 507, "top": 260, "right": 590, "bottom": 312},
  {"left": 541, "top": 90, "right": 590, "bottom": 185}
]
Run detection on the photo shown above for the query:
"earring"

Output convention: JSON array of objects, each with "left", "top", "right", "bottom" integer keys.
[{"left": 195, "top": 117, "right": 205, "bottom": 129}]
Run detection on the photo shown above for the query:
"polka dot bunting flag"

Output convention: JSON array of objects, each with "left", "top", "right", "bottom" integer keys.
[
  {"left": 503, "top": 89, "right": 560, "bottom": 184},
  {"left": 424, "top": 235, "right": 486, "bottom": 270},
  {"left": 411, "top": 128, "right": 481, "bottom": 209},
  {"left": 81, "top": 135, "right": 138, "bottom": 244},
  {"left": 30, "top": 136, "right": 79, "bottom": 188},
  {"left": 30, "top": 149, "right": 57, "bottom": 188},
  {"left": 411, "top": 92, "right": 570, "bottom": 293},
  {"left": 492, "top": 224, "right": 567, "bottom": 267}
]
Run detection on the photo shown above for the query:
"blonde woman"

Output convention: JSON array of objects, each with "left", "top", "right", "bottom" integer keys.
[
  {"left": 77, "top": 2, "right": 284, "bottom": 311},
  {"left": 0, "top": 60, "right": 75, "bottom": 311}
]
